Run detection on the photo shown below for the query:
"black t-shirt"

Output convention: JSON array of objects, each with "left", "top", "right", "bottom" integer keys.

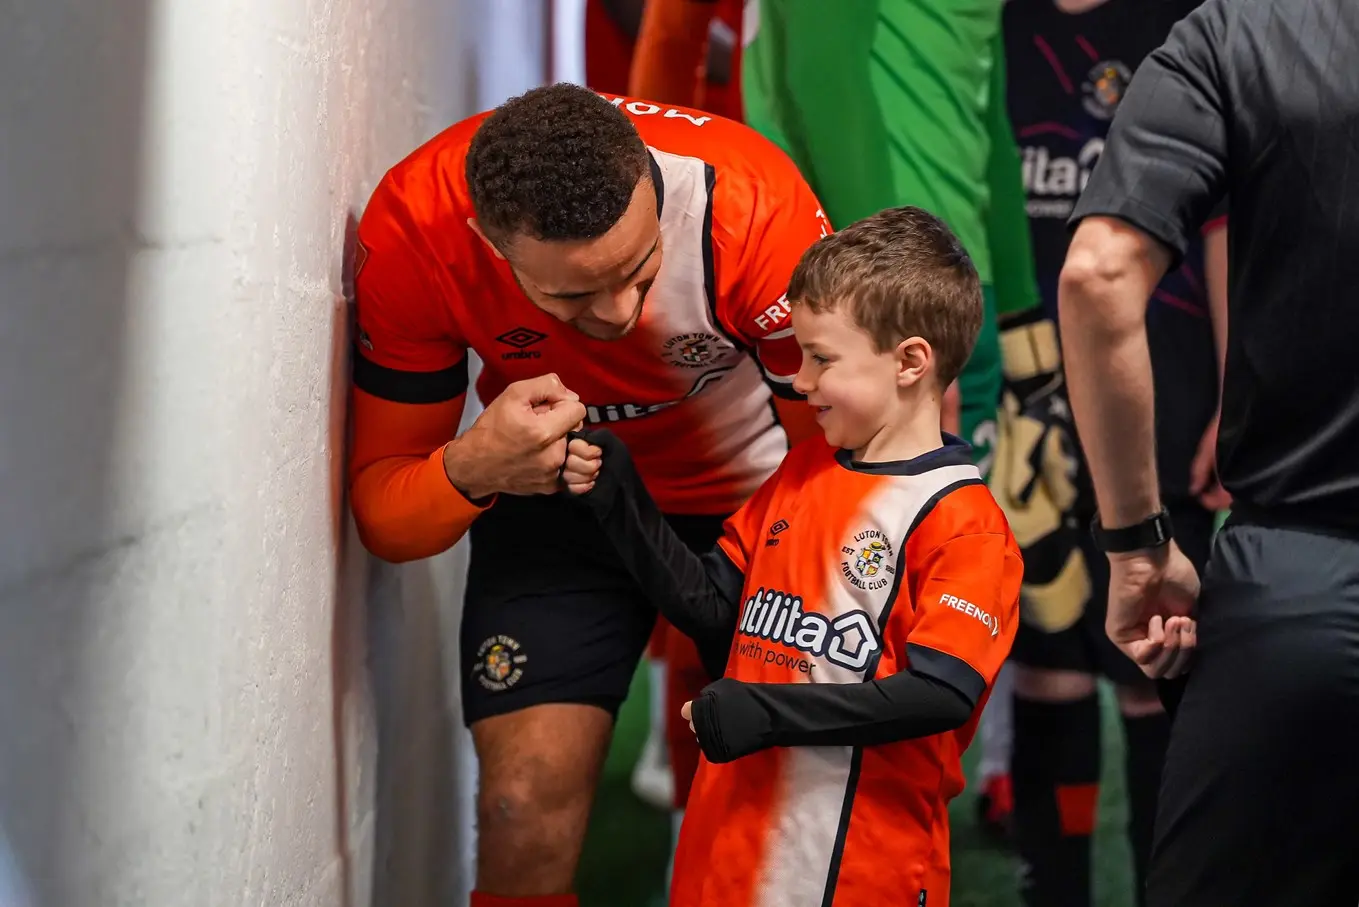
[
  {"left": 1005, "top": 0, "right": 1219, "bottom": 499},
  {"left": 1072, "top": 0, "right": 1359, "bottom": 531}
]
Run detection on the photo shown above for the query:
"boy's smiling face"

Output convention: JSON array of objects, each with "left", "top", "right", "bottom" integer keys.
[{"left": 790, "top": 302, "right": 906, "bottom": 455}]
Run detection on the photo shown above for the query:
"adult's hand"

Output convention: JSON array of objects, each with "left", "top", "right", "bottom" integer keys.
[
  {"left": 1106, "top": 542, "right": 1201, "bottom": 679},
  {"left": 442, "top": 374, "right": 586, "bottom": 500}
]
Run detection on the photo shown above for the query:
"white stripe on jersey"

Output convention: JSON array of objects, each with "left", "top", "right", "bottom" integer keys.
[{"left": 646, "top": 147, "right": 788, "bottom": 504}]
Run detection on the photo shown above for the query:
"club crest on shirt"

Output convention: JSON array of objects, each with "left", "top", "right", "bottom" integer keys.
[
  {"left": 1082, "top": 60, "right": 1133, "bottom": 120},
  {"left": 474, "top": 635, "right": 527, "bottom": 692},
  {"left": 841, "top": 529, "right": 897, "bottom": 592},
  {"left": 662, "top": 331, "right": 730, "bottom": 369}
]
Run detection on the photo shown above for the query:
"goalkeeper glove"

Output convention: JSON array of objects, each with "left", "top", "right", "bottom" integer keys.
[{"left": 991, "top": 310, "right": 1090, "bottom": 633}]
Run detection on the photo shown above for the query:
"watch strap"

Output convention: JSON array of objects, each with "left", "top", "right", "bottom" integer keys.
[{"left": 1091, "top": 509, "right": 1174, "bottom": 553}]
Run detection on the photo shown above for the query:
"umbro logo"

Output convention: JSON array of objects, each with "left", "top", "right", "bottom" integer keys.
[
  {"left": 766, "top": 519, "right": 790, "bottom": 547},
  {"left": 497, "top": 327, "right": 547, "bottom": 360}
]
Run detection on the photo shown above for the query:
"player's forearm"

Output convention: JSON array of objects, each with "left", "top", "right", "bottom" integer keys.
[
  {"left": 629, "top": 0, "right": 710, "bottom": 104},
  {"left": 691, "top": 672, "right": 975, "bottom": 763},
  {"left": 350, "top": 449, "right": 487, "bottom": 562},
  {"left": 1058, "top": 223, "right": 1166, "bottom": 527}
]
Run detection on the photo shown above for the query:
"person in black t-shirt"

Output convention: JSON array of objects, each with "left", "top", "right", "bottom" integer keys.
[
  {"left": 1061, "top": 0, "right": 1359, "bottom": 905},
  {"left": 1000, "top": 2, "right": 1225, "bottom": 905}
]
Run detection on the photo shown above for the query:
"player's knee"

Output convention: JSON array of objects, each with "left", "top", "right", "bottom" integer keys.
[
  {"left": 1115, "top": 680, "right": 1164, "bottom": 717},
  {"left": 1013, "top": 664, "right": 1097, "bottom": 701},
  {"left": 477, "top": 760, "right": 590, "bottom": 835}
]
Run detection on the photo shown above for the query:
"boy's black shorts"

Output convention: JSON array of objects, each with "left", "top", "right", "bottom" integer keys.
[{"left": 460, "top": 492, "right": 726, "bottom": 726}]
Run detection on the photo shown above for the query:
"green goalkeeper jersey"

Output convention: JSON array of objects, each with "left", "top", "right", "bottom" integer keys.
[
  {"left": 741, "top": 0, "right": 1038, "bottom": 316},
  {"left": 742, "top": 0, "right": 1041, "bottom": 470}
]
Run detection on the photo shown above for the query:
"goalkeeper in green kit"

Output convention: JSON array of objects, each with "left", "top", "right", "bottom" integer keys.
[{"left": 742, "top": 0, "right": 1081, "bottom": 837}]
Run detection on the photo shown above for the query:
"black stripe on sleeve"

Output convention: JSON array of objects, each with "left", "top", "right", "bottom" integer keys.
[
  {"left": 904, "top": 643, "right": 987, "bottom": 707},
  {"left": 352, "top": 348, "right": 470, "bottom": 404},
  {"left": 701, "top": 164, "right": 719, "bottom": 327},
  {"left": 701, "top": 162, "right": 750, "bottom": 354},
  {"left": 648, "top": 151, "right": 665, "bottom": 217}
]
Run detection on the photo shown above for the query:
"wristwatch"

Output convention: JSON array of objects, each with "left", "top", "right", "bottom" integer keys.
[{"left": 1090, "top": 509, "right": 1174, "bottom": 553}]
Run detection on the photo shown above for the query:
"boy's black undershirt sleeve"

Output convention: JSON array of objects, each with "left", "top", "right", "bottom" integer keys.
[
  {"left": 575, "top": 429, "right": 742, "bottom": 678},
  {"left": 690, "top": 669, "right": 977, "bottom": 763}
]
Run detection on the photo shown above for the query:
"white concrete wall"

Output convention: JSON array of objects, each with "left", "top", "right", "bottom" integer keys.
[{"left": 0, "top": 0, "right": 545, "bottom": 905}]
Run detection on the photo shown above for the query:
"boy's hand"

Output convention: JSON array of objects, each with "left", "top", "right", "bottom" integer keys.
[
  {"left": 681, "top": 700, "right": 696, "bottom": 736},
  {"left": 561, "top": 436, "right": 603, "bottom": 494}
]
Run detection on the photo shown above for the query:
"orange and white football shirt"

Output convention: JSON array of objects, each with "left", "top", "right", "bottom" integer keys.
[
  {"left": 349, "top": 94, "right": 830, "bottom": 560},
  {"left": 672, "top": 437, "right": 1023, "bottom": 907}
]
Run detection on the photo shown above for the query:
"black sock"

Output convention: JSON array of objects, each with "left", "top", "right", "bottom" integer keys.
[
  {"left": 1121, "top": 710, "right": 1170, "bottom": 907},
  {"left": 1012, "top": 695, "right": 1101, "bottom": 907}
]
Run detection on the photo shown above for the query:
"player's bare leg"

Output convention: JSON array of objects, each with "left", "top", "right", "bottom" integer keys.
[
  {"left": 471, "top": 703, "right": 614, "bottom": 897},
  {"left": 974, "top": 660, "right": 1016, "bottom": 839},
  {"left": 631, "top": 620, "right": 674, "bottom": 811}
]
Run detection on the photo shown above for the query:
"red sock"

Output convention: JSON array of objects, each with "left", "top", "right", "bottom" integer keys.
[{"left": 470, "top": 893, "right": 578, "bottom": 907}]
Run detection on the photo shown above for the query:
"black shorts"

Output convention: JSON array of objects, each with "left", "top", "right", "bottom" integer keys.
[
  {"left": 1147, "top": 517, "right": 1359, "bottom": 907},
  {"left": 460, "top": 492, "right": 726, "bottom": 726},
  {"left": 1010, "top": 499, "right": 1217, "bottom": 685}
]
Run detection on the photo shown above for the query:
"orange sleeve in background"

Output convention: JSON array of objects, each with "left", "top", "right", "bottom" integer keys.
[
  {"left": 628, "top": 0, "right": 712, "bottom": 107},
  {"left": 348, "top": 388, "right": 491, "bottom": 563}
]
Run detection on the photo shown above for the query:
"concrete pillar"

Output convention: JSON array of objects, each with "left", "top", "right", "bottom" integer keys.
[{"left": 0, "top": 0, "right": 544, "bottom": 903}]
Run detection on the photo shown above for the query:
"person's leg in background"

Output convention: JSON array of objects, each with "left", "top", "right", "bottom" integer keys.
[
  {"left": 959, "top": 284, "right": 1015, "bottom": 836},
  {"left": 1012, "top": 663, "right": 1101, "bottom": 907},
  {"left": 630, "top": 618, "right": 675, "bottom": 811},
  {"left": 1010, "top": 514, "right": 1101, "bottom": 907},
  {"left": 975, "top": 661, "right": 1016, "bottom": 835},
  {"left": 661, "top": 630, "right": 707, "bottom": 887}
]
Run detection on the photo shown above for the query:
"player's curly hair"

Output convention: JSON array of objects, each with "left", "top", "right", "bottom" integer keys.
[
  {"left": 465, "top": 83, "right": 651, "bottom": 247},
  {"left": 788, "top": 206, "right": 983, "bottom": 388}
]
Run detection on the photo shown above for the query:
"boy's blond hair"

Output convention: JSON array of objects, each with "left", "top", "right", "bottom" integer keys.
[{"left": 787, "top": 206, "right": 983, "bottom": 388}]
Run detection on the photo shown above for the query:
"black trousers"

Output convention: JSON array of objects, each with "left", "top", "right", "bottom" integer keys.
[{"left": 1148, "top": 518, "right": 1359, "bottom": 907}]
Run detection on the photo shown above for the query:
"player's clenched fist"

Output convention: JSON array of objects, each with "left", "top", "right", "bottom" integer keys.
[
  {"left": 561, "top": 437, "right": 603, "bottom": 495},
  {"left": 441, "top": 373, "right": 587, "bottom": 499}
]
